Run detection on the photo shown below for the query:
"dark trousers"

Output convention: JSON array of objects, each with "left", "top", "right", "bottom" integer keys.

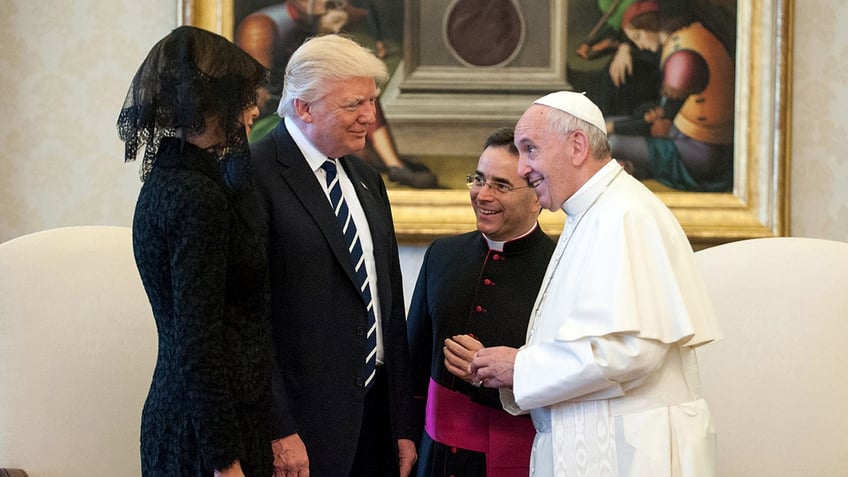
[{"left": 349, "top": 366, "right": 398, "bottom": 477}]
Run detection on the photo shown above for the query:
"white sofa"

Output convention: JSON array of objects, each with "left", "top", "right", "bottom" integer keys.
[
  {"left": 695, "top": 237, "right": 848, "bottom": 476},
  {"left": 0, "top": 226, "right": 156, "bottom": 477}
]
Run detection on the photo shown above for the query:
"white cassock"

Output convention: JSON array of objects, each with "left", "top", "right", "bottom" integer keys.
[{"left": 500, "top": 160, "right": 722, "bottom": 476}]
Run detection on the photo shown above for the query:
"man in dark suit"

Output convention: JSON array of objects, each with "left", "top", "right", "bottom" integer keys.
[{"left": 250, "top": 34, "right": 417, "bottom": 477}]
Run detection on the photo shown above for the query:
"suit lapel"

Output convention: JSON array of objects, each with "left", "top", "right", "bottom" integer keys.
[{"left": 270, "top": 125, "right": 360, "bottom": 288}]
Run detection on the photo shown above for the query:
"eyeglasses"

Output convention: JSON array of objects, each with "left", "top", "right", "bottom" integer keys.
[{"left": 465, "top": 173, "right": 533, "bottom": 194}]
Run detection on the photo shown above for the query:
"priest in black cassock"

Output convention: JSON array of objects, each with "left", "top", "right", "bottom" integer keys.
[{"left": 407, "top": 127, "right": 556, "bottom": 477}]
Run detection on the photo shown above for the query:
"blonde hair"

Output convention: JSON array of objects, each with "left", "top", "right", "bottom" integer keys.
[{"left": 277, "top": 34, "right": 388, "bottom": 118}]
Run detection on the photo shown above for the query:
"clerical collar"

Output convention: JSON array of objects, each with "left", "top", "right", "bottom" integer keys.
[
  {"left": 563, "top": 160, "right": 622, "bottom": 216},
  {"left": 483, "top": 223, "right": 539, "bottom": 252}
]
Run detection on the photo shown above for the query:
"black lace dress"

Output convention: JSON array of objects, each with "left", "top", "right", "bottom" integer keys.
[{"left": 133, "top": 138, "right": 273, "bottom": 476}]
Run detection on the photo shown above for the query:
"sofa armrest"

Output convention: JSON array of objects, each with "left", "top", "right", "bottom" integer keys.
[{"left": 0, "top": 469, "right": 29, "bottom": 477}]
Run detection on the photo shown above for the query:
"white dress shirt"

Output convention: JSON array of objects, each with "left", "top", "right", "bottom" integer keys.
[{"left": 284, "top": 117, "right": 385, "bottom": 363}]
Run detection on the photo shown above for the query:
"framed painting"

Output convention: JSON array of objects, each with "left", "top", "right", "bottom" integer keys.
[{"left": 178, "top": 0, "right": 792, "bottom": 247}]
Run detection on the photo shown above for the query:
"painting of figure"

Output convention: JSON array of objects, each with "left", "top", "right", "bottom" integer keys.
[
  {"left": 227, "top": 0, "right": 737, "bottom": 193},
  {"left": 570, "top": 0, "right": 737, "bottom": 192},
  {"left": 183, "top": 0, "right": 789, "bottom": 244}
]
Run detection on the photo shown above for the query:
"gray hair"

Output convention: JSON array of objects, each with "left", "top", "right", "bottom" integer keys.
[
  {"left": 543, "top": 107, "right": 611, "bottom": 160},
  {"left": 277, "top": 34, "right": 388, "bottom": 118}
]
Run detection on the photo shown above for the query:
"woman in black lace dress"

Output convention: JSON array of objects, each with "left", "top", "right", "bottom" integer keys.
[{"left": 117, "top": 26, "right": 273, "bottom": 477}]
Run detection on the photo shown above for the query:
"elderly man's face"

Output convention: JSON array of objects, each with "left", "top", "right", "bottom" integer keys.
[
  {"left": 298, "top": 77, "right": 378, "bottom": 159},
  {"left": 514, "top": 105, "right": 580, "bottom": 211}
]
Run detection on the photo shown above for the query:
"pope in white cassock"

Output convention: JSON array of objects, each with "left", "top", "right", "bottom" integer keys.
[{"left": 465, "top": 91, "right": 722, "bottom": 476}]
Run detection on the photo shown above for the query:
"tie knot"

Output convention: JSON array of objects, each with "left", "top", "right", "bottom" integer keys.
[
  {"left": 322, "top": 159, "right": 337, "bottom": 176},
  {"left": 322, "top": 160, "right": 339, "bottom": 187}
]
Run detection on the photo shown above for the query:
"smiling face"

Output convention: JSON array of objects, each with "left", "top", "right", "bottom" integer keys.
[
  {"left": 295, "top": 76, "right": 378, "bottom": 158},
  {"left": 514, "top": 105, "right": 583, "bottom": 211},
  {"left": 470, "top": 145, "right": 541, "bottom": 241}
]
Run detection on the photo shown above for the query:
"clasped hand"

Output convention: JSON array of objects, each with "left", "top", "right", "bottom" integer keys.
[{"left": 445, "top": 334, "right": 518, "bottom": 389}]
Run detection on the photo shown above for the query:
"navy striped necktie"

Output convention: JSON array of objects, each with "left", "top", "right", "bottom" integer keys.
[{"left": 321, "top": 159, "right": 377, "bottom": 390}]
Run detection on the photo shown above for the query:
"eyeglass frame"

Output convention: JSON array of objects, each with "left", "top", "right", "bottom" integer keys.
[{"left": 465, "top": 173, "right": 533, "bottom": 194}]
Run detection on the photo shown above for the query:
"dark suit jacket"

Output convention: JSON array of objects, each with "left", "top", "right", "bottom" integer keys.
[{"left": 251, "top": 121, "right": 416, "bottom": 476}]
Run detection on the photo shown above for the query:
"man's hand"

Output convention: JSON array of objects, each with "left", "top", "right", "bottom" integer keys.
[
  {"left": 642, "top": 106, "right": 665, "bottom": 124},
  {"left": 643, "top": 106, "right": 672, "bottom": 137},
  {"left": 398, "top": 438, "right": 417, "bottom": 477},
  {"left": 272, "top": 434, "right": 309, "bottom": 477},
  {"left": 650, "top": 118, "right": 673, "bottom": 137},
  {"left": 470, "top": 346, "right": 518, "bottom": 388},
  {"left": 443, "top": 335, "right": 483, "bottom": 384}
]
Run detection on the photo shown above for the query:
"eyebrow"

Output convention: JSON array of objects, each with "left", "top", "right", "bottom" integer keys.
[
  {"left": 342, "top": 93, "right": 379, "bottom": 108},
  {"left": 475, "top": 170, "right": 514, "bottom": 186}
]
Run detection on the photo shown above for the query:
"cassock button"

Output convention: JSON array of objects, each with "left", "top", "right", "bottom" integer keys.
[
  {"left": 451, "top": 447, "right": 457, "bottom": 454},
  {"left": 483, "top": 278, "right": 493, "bottom": 286},
  {"left": 355, "top": 377, "right": 365, "bottom": 387},
  {"left": 475, "top": 305, "right": 484, "bottom": 313},
  {"left": 355, "top": 326, "right": 365, "bottom": 337},
  {"left": 492, "top": 254, "right": 501, "bottom": 261}
]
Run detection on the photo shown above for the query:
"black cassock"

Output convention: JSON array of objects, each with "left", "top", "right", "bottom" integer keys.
[{"left": 408, "top": 226, "right": 555, "bottom": 477}]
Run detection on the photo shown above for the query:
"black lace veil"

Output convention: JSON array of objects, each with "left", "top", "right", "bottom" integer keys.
[{"left": 117, "top": 25, "right": 268, "bottom": 180}]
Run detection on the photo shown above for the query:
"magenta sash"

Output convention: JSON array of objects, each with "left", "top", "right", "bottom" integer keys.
[{"left": 424, "top": 378, "right": 535, "bottom": 475}]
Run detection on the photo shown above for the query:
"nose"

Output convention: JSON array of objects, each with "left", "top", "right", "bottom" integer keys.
[
  {"left": 358, "top": 101, "right": 377, "bottom": 125},
  {"left": 517, "top": 156, "right": 531, "bottom": 178},
  {"left": 475, "top": 182, "right": 497, "bottom": 200}
]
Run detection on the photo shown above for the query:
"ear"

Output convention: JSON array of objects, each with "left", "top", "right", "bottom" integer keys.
[
  {"left": 568, "top": 130, "right": 591, "bottom": 167},
  {"left": 530, "top": 193, "right": 542, "bottom": 214},
  {"left": 293, "top": 98, "right": 312, "bottom": 123}
]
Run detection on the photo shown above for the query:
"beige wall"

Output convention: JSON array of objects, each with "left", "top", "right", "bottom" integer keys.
[
  {"left": 0, "top": 1, "right": 175, "bottom": 243},
  {"left": 789, "top": 2, "right": 848, "bottom": 240},
  {"left": 1, "top": 0, "right": 845, "bottom": 250}
]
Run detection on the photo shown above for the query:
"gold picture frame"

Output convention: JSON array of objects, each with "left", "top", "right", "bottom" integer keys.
[{"left": 179, "top": 0, "right": 792, "bottom": 247}]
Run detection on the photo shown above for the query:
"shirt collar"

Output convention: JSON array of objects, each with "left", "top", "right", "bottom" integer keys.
[
  {"left": 482, "top": 222, "right": 540, "bottom": 252},
  {"left": 284, "top": 116, "right": 332, "bottom": 173},
  {"left": 563, "top": 160, "right": 621, "bottom": 216}
]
